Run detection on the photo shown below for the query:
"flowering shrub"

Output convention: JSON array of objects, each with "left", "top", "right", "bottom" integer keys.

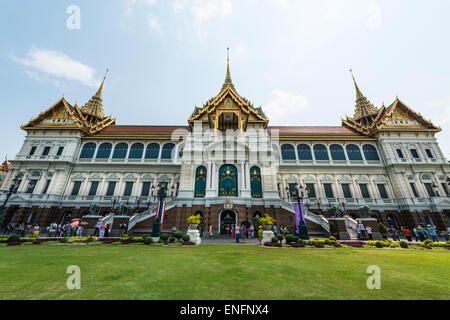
[
  {"left": 7, "top": 242, "right": 21, "bottom": 246},
  {"left": 291, "top": 243, "right": 305, "bottom": 248},
  {"left": 187, "top": 215, "right": 201, "bottom": 224},
  {"left": 330, "top": 243, "right": 341, "bottom": 248},
  {"left": 314, "top": 243, "right": 325, "bottom": 248},
  {"left": 182, "top": 241, "right": 196, "bottom": 246},
  {"left": 343, "top": 242, "right": 364, "bottom": 248},
  {"left": 258, "top": 214, "right": 276, "bottom": 226}
]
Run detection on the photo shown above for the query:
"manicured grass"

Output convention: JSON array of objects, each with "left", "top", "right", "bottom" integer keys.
[{"left": 0, "top": 244, "right": 449, "bottom": 300}]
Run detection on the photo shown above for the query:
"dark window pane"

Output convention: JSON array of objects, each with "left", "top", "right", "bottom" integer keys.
[
  {"left": 129, "top": 143, "right": 144, "bottom": 159},
  {"left": 71, "top": 182, "right": 82, "bottom": 196},
  {"left": 96, "top": 143, "right": 112, "bottom": 159},
  {"left": 314, "top": 145, "right": 329, "bottom": 161},
  {"left": 410, "top": 183, "right": 419, "bottom": 198},
  {"left": 141, "top": 182, "right": 151, "bottom": 197},
  {"left": 359, "top": 184, "right": 370, "bottom": 198},
  {"left": 250, "top": 166, "right": 262, "bottom": 198},
  {"left": 80, "top": 143, "right": 96, "bottom": 159},
  {"left": 281, "top": 144, "right": 296, "bottom": 160},
  {"left": 56, "top": 147, "right": 64, "bottom": 156},
  {"left": 396, "top": 149, "right": 404, "bottom": 158},
  {"left": 42, "top": 147, "right": 51, "bottom": 156},
  {"left": 297, "top": 144, "right": 312, "bottom": 160},
  {"left": 106, "top": 182, "right": 116, "bottom": 196},
  {"left": 330, "top": 144, "right": 346, "bottom": 160},
  {"left": 410, "top": 149, "right": 419, "bottom": 159},
  {"left": 346, "top": 144, "right": 363, "bottom": 161},
  {"left": 42, "top": 180, "right": 51, "bottom": 194},
  {"left": 306, "top": 184, "right": 316, "bottom": 198},
  {"left": 113, "top": 143, "right": 128, "bottom": 159},
  {"left": 341, "top": 184, "right": 352, "bottom": 198},
  {"left": 323, "top": 183, "right": 334, "bottom": 198},
  {"left": 425, "top": 149, "right": 434, "bottom": 159},
  {"left": 29, "top": 146, "right": 37, "bottom": 156},
  {"left": 377, "top": 184, "right": 389, "bottom": 199},
  {"left": 363, "top": 145, "right": 380, "bottom": 161},
  {"left": 26, "top": 180, "right": 38, "bottom": 194},
  {"left": 145, "top": 143, "right": 160, "bottom": 159},
  {"left": 124, "top": 182, "right": 134, "bottom": 196},
  {"left": 424, "top": 183, "right": 436, "bottom": 197},
  {"left": 161, "top": 143, "right": 175, "bottom": 159},
  {"left": 89, "top": 182, "right": 99, "bottom": 196}
]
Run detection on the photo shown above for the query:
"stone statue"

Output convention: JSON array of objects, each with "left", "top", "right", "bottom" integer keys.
[
  {"left": 359, "top": 205, "right": 374, "bottom": 218},
  {"left": 88, "top": 203, "right": 100, "bottom": 216},
  {"left": 118, "top": 203, "right": 129, "bottom": 216},
  {"left": 330, "top": 205, "right": 342, "bottom": 218}
]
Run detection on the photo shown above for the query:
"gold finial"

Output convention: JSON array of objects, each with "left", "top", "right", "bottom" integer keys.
[
  {"left": 350, "top": 68, "right": 362, "bottom": 99},
  {"left": 97, "top": 68, "right": 109, "bottom": 96},
  {"left": 223, "top": 47, "right": 233, "bottom": 88}
]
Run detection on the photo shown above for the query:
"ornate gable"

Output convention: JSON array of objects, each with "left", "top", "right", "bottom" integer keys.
[{"left": 188, "top": 49, "right": 268, "bottom": 133}]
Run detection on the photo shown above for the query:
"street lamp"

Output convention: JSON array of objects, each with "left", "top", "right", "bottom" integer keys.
[
  {"left": 0, "top": 173, "right": 22, "bottom": 227},
  {"left": 287, "top": 182, "right": 309, "bottom": 240},
  {"left": 151, "top": 181, "right": 169, "bottom": 237},
  {"left": 341, "top": 200, "right": 347, "bottom": 213}
]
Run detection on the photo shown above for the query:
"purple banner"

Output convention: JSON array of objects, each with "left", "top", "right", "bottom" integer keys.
[
  {"left": 294, "top": 203, "right": 301, "bottom": 234},
  {"left": 300, "top": 203, "right": 305, "bottom": 223}
]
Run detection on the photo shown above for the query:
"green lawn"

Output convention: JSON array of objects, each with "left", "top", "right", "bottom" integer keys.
[{"left": 0, "top": 244, "right": 449, "bottom": 300}]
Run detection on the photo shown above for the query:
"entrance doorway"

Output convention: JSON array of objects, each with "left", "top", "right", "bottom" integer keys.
[{"left": 219, "top": 210, "right": 237, "bottom": 235}]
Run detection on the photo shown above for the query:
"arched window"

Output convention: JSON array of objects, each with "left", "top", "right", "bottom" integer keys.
[
  {"left": 112, "top": 143, "right": 128, "bottom": 159},
  {"left": 250, "top": 166, "right": 262, "bottom": 198},
  {"left": 313, "top": 144, "right": 329, "bottom": 160},
  {"left": 145, "top": 143, "right": 160, "bottom": 159},
  {"left": 96, "top": 143, "right": 112, "bottom": 159},
  {"left": 161, "top": 143, "right": 175, "bottom": 159},
  {"left": 363, "top": 144, "right": 380, "bottom": 161},
  {"left": 218, "top": 164, "right": 238, "bottom": 197},
  {"left": 330, "top": 144, "right": 346, "bottom": 161},
  {"left": 80, "top": 143, "right": 96, "bottom": 159},
  {"left": 129, "top": 143, "right": 144, "bottom": 159},
  {"left": 194, "top": 166, "right": 207, "bottom": 198},
  {"left": 297, "top": 144, "right": 312, "bottom": 160},
  {"left": 346, "top": 144, "right": 363, "bottom": 161},
  {"left": 281, "top": 144, "right": 296, "bottom": 160}
]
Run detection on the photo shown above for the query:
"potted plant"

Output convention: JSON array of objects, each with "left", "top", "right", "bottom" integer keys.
[
  {"left": 258, "top": 214, "right": 276, "bottom": 230},
  {"left": 187, "top": 215, "right": 201, "bottom": 230}
]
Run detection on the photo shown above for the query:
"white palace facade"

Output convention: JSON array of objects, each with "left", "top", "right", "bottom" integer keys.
[{"left": 1, "top": 59, "right": 450, "bottom": 236}]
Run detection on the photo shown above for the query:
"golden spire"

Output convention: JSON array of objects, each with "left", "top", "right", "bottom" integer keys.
[
  {"left": 222, "top": 47, "right": 235, "bottom": 90},
  {"left": 81, "top": 69, "right": 108, "bottom": 119},
  {"left": 350, "top": 69, "right": 378, "bottom": 121}
]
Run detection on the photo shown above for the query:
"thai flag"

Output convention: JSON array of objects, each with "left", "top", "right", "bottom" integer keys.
[{"left": 154, "top": 200, "right": 167, "bottom": 232}]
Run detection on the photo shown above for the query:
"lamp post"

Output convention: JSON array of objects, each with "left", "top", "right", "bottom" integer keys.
[
  {"left": 288, "top": 182, "right": 309, "bottom": 240},
  {"left": 0, "top": 173, "right": 22, "bottom": 228},
  {"left": 151, "top": 181, "right": 169, "bottom": 237},
  {"left": 341, "top": 200, "right": 347, "bottom": 213}
]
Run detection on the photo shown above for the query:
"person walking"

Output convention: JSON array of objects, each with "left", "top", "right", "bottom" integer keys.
[
  {"left": 76, "top": 225, "right": 83, "bottom": 237},
  {"left": 273, "top": 224, "right": 278, "bottom": 236},
  {"left": 358, "top": 221, "right": 366, "bottom": 240},
  {"left": 235, "top": 224, "right": 240, "bottom": 243},
  {"left": 33, "top": 224, "right": 40, "bottom": 237},
  {"left": 401, "top": 226, "right": 412, "bottom": 242},
  {"left": 356, "top": 226, "right": 361, "bottom": 240},
  {"left": 208, "top": 224, "right": 213, "bottom": 239},
  {"left": 48, "top": 222, "right": 57, "bottom": 237},
  {"left": 99, "top": 222, "right": 107, "bottom": 238},
  {"left": 427, "top": 225, "right": 439, "bottom": 242},
  {"left": 17, "top": 223, "right": 25, "bottom": 237},
  {"left": 257, "top": 225, "right": 263, "bottom": 246},
  {"left": 94, "top": 219, "right": 102, "bottom": 236},
  {"left": 366, "top": 226, "right": 373, "bottom": 240},
  {"left": 249, "top": 225, "right": 254, "bottom": 238},
  {"left": 417, "top": 226, "right": 426, "bottom": 242},
  {"left": 413, "top": 227, "right": 418, "bottom": 242}
]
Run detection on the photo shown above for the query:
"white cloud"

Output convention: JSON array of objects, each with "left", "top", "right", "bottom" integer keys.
[
  {"left": 426, "top": 96, "right": 450, "bottom": 158},
  {"left": 264, "top": 90, "right": 310, "bottom": 125},
  {"left": 125, "top": 0, "right": 157, "bottom": 16},
  {"left": 148, "top": 14, "right": 163, "bottom": 35},
  {"left": 10, "top": 46, "right": 100, "bottom": 87},
  {"left": 172, "top": 0, "right": 233, "bottom": 38},
  {"left": 366, "top": 5, "right": 382, "bottom": 31}
]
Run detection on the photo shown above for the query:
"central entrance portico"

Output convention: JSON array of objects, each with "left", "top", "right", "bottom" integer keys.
[{"left": 219, "top": 209, "right": 238, "bottom": 235}]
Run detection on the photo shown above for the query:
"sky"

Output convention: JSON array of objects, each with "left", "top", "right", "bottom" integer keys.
[{"left": 1, "top": 0, "right": 450, "bottom": 160}]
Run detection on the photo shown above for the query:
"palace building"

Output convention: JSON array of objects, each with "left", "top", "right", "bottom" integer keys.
[{"left": 1, "top": 56, "right": 450, "bottom": 236}]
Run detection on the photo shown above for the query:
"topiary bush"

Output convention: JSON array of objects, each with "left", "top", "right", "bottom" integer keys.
[
  {"left": 378, "top": 223, "right": 388, "bottom": 235},
  {"left": 86, "top": 236, "right": 94, "bottom": 243},
  {"left": 297, "top": 239, "right": 306, "bottom": 245},
  {"left": 182, "top": 234, "right": 190, "bottom": 242},
  {"left": 375, "top": 241, "right": 383, "bottom": 248},
  {"left": 276, "top": 234, "right": 284, "bottom": 242},
  {"left": 61, "top": 237, "right": 68, "bottom": 243},
  {"left": 174, "top": 231, "right": 184, "bottom": 242},
  {"left": 329, "top": 236, "right": 337, "bottom": 242},
  {"left": 285, "top": 234, "right": 296, "bottom": 244},
  {"left": 271, "top": 236, "right": 279, "bottom": 243},
  {"left": 144, "top": 237, "right": 154, "bottom": 245},
  {"left": 400, "top": 241, "right": 408, "bottom": 249},
  {"left": 159, "top": 233, "right": 170, "bottom": 242},
  {"left": 7, "top": 235, "right": 21, "bottom": 243},
  {"left": 424, "top": 239, "right": 433, "bottom": 245},
  {"left": 169, "top": 237, "right": 176, "bottom": 243}
]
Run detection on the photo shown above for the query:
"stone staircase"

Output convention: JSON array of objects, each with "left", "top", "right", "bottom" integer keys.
[
  {"left": 343, "top": 215, "right": 359, "bottom": 240},
  {"left": 127, "top": 202, "right": 176, "bottom": 234}
]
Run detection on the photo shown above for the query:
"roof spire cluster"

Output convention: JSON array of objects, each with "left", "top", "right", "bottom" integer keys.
[
  {"left": 81, "top": 68, "right": 109, "bottom": 119},
  {"left": 222, "top": 47, "right": 235, "bottom": 90},
  {"left": 350, "top": 69, "right": 379, "bottom": 121}
]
